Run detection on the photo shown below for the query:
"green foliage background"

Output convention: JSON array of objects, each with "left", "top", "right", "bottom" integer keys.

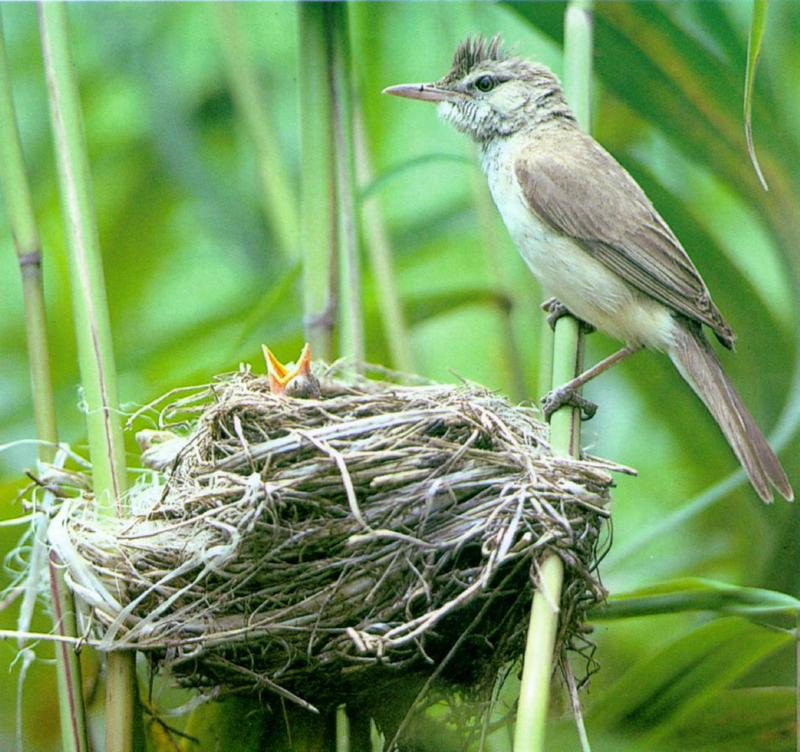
[{"left": 0, "top": 2, "right": 798, "bottom": 750}]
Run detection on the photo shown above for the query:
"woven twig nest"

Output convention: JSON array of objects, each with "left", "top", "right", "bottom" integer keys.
[{"left": 49, "top": 364, "right": 622, "bottom": 712}]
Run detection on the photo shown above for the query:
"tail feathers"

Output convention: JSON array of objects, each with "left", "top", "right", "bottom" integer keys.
[{"left": 669, "top": 321, "right": 793, "bottom": 503}]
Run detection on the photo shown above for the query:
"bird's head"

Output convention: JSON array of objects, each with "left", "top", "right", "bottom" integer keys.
[
  {"left": 383, "top": 35, "right": 575, "bottom": 143},
  {"left": 263, "top": 343, "right": 321, "bottom": 399}
]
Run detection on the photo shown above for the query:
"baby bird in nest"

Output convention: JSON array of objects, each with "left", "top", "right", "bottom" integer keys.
[{"left": 263, "top": 342, "right": 321, "bottom": 399}]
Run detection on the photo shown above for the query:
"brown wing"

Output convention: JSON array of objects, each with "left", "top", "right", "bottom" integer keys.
[{"left": 514, "top": 130, "right": 735, "bottom": 348}]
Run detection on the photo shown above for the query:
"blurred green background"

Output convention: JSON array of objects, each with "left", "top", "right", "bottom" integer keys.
[{"left": 1, "top": 2, "right": 798, "bottom": 750}]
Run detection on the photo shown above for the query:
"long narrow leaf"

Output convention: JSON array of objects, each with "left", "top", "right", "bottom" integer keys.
[
  {"left": 359, "top": 153, "right": 473, "bottom": 202},
  {"left": 591, "top": 577, "right": 800, "bottom": 621},
  {"left": 507, "top": 2, "right": 799, "bottom": 220},
  {"left": 589, "top": 617, "right": 791, "bottom": 743},
  {"left": 744, "top": 0, "right": 770, "bottom": 191},
  {"left": 672, "top": 687, "right": 795, "bottom": 751}
]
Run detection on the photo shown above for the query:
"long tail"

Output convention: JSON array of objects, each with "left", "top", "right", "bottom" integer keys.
[{"left": 669, "top": 320, "right": 793, "bottom": 503}]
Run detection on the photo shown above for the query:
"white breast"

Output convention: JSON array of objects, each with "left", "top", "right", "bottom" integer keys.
[{"left": 481, "top": 137, "right": 676, "bottom": 351}]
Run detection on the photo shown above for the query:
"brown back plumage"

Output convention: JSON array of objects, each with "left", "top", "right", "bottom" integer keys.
[{"left": 515, "top": 129, "right": 736, "bottom": 349}]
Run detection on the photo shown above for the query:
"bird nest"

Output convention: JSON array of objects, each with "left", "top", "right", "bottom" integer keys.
[{"left": 47, "top": 364, "right": 622, "bottom": 712}]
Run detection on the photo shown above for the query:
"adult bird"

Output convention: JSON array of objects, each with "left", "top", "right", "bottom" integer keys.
[{"left": 383, "top": 35, "right": 792, "bottom": 503}]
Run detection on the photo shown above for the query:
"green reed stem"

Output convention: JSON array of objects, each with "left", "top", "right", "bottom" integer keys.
[
  {"left": 0, "top": 11, "right": 89, "bottom": 752},
  {"left": 298, "top": 3, "right": 336, "bottom": 360},
  {"left": 0, "top": 23, "right": 56, "bottom": 457},
  {"left": 514, "top": 1, "right": 594, "bottom": 749},
  {"left": 514, "top": 554, "right": 565, "bottom": 751},
  {"left": 38, "top": 4, "right": 137, "bottom": 750},
  {"left": 354, "top": 100, "right": 415, "bottom": 373},
  {"left": 215, "top": 2, "right": 299, "bottom": 259},
  {"left": 38, "top": 2, "right": 127, "bottom": 512},
  {"left": 329, "top": 3, "right": 364, "bottom": 367}
]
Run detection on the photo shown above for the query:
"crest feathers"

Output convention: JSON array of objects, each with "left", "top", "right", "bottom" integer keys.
[{"left": 445, "top": 34, "right": 507, "bottom": 81}]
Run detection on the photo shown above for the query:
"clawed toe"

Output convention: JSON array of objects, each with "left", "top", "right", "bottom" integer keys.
[
  {"left": 540, "top": 297, "right": 595, "bottom": 333},
  {"left": 541, "top": 386, "right": 598, "bottom": 422},
  {"left": 541, "top": 297, "right": 570, "bottom": 331}
]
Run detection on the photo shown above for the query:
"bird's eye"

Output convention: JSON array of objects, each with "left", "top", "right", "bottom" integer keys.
[{"left": 474, "top": 75, "right": 495, "bottom": 93}]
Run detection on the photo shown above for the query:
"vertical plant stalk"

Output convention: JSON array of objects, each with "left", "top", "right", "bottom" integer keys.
[
  {"left": 514, "top": 2, "right": 594, "bottom": 750},
  {"left": 48, "top": 552, "right": 89, "bottom": 752},
  {"left": 796, "top": 613, "right": 799, "bottom": 752},
  {"left": 335, "top": 705, "right": 350, "bottom": 752},
  {"left": 38, "top": 2, "right": 127, "bottom": 512},
  {"left": 0, "top": 23, "right": 56, "bottom": 453},
  {"left": 329, "top": 3, "right": 364, "bottom": 367},
  {"left": 38, "top": 4, "right": 137, "bottom": 751},
  {"left": 331, "top": 19, "right": 366, "bottom": 743},
  {"left": 214, "top": 2, "right": 299, "bottom": 258},
  {"left": 514, "top": 554, "right": 564, "bottom": 751},
  {"left": 354, "top": 100, "right": 415, "bottom": 373},
  {"left": 536, "top": 317, "right": 556, "bottom": 413},
  {"left": 299, "top": 4, "right": 337, "bottom": 360},
  {"left": 0, "top": 11, "right": 89, "bottom": 752}
]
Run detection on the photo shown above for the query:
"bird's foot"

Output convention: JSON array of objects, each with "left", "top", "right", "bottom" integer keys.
[
  {"left": 540, "top": 297, "right": 568, "bottom": 330},
  {"left": 540, "top": 297, "right": 595, "bottom": 334},
  {"left": 541, "top": 385, "right": 598, "bottom": 422}
]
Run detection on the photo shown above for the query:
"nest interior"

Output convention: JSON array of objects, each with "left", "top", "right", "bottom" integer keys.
[{"left": 50, "top": 367, "right": 620, "bottom": 712}]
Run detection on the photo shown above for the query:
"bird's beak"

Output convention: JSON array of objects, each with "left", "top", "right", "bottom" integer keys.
[
  {"left": 382, "top": 82, "right": 455, "bottom": 103},
  {"left": 263, "top": 342, "right": 313, "bottom": 395}
]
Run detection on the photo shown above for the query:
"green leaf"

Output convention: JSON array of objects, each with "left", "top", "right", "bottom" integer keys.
[
  {"left": 403, "top": 287, "right": 512, "bottom": 325},
  {"left": 508, "top": 2, "right": 799, "bottom": 215},
  {"left": 359, "top": 153, "right": 473, "bottom": 203},
  {"left": 588, "top": 617, "right": 792, "bottom": 744},
  {"left": 591, "top": 577, "right": 800, "bottom": 621},
  {"left": 744, "top": 0, "right": 770, "bottom": 191},
  {"left": 179, "top": 697, "right": 266, "bottom": 752},
  {"left": 672, "top": 687, "right": 795, "bottom": 751}
]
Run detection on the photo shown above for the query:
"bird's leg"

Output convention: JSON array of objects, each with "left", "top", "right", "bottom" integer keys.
[
  {"left": 541, "top": 297, "right": 595, "bottom": 334},
  {"left": 542, "top": 344, "right": 642, "bottom": 421}
]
